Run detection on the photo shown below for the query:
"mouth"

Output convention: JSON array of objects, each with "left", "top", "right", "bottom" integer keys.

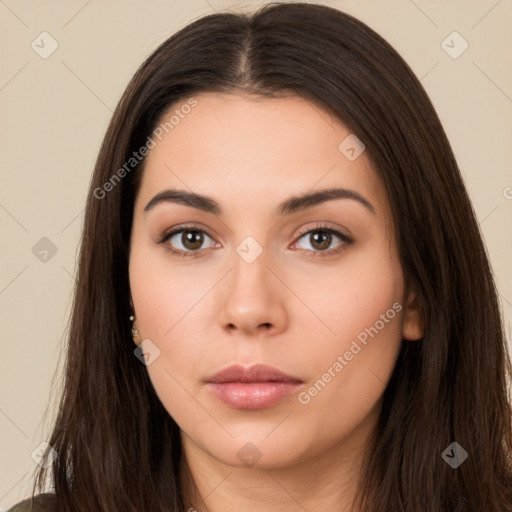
[{"left": 205, "top": 363, "right": 304, "bottom": 410}]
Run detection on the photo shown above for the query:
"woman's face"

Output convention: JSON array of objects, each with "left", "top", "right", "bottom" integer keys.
[{"left": 129, "top": 92, "right": 422, "bottom": 469}]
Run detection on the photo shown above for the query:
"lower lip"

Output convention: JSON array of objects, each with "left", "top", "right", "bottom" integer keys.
[{"left": 206, "top": 382, "right": 303, "bottom": 410}]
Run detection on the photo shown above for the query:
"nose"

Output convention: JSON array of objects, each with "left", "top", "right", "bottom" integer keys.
[{"left": 217, "top": 248, "right": 288, "bottom": 337}]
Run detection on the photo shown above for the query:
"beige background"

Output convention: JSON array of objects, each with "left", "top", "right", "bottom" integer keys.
[{"left": 1, "top": 0, "right": 511, "bottom": 508}]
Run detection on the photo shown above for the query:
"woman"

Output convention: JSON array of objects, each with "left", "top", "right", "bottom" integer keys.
[{"left": 9, "top": 2, "right": 512, "bottom": 511}]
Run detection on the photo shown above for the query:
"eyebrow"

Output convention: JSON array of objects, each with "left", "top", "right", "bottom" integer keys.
[{"left": 144, "top": 187, "right": 376, "bottom": 216}]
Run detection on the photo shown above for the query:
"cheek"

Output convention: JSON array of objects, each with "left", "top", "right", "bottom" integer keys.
[
  {"left": 288, "top": 240, "right": 403, "bottom": 352},
  {"left": 128, "top": 247, "right": 208, "bottom": 426},
  {"left": 294, "top": 308, "right": 402, "bottom": 446},
  {"left": 289, "top": 244, "right": 404, "bottom": 418},
  {"left": 128, "top": 241, "right": 215, "bottom": 388},
  {"left": 129, "top": 234, "right": 205, "bottom": 339}
]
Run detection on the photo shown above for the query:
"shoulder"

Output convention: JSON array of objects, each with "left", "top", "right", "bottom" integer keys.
[{"left": 6, "top": 493, "right": 57, "bottom": 512}]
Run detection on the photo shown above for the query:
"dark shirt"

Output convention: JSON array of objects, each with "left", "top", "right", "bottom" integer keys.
[{"left": 6, "top": 493, "right": 57, "bottom": 512}]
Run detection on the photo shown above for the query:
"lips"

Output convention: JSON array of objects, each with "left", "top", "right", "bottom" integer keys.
[
  {"left": 205, "top": 363, "right": 303, "bottom": 384},
  {"left": 205, "top": 363, "right": 304, "bottom": 410}
]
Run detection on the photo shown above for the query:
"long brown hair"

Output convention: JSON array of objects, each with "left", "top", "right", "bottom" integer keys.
[{"left": 31, "top": 2, "right": 512, "bottom": 510}]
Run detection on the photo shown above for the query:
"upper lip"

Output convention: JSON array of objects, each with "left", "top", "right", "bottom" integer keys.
[{"left": 206, "top": 363, "right": 303, "bottom": 384}]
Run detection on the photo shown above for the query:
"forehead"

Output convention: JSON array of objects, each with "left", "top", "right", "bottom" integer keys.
[{"left": 134, "top": 92, "right": 385, "bottom": 218}]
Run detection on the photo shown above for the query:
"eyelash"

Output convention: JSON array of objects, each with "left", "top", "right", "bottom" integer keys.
[{"left": 156, "top": 223, "right": 353, "bottom": 259}]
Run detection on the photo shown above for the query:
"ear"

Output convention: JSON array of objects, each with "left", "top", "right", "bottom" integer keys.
[{"left": 402, "top": 288, "right": 424, "bottom": 341}]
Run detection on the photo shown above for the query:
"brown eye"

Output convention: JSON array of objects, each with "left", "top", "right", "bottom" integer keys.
[
  {"left": 158, "top": 226, "right": 216, "bottom": 255},
  {"left": 293, "top": 227, "right": 349, "bottom": 254}
]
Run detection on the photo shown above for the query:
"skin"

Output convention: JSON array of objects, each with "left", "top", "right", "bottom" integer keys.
[{"left": 128, "top": 92, "right": 423, "bottom": 512}]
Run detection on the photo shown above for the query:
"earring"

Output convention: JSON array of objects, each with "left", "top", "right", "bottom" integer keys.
[{"left": 129, "top": 315, "right": 140, "bottom": 345}]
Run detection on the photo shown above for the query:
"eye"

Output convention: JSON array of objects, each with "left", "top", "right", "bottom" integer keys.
[
  {"left": 156, "top": 224, "right": 218, "bottom": 257},
  {"left": 291, "top": 224, "right": 353, "bottom": 257}
]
